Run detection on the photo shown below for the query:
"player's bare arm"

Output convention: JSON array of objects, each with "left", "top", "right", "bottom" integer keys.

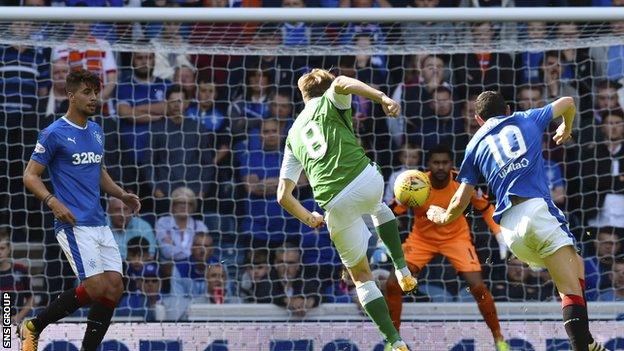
[
  {"left": 550, "top": 96, "right": 576, "bottom": 145},
  {"left": 100, "top": 167, "right": 141, "bottom": 214},
  {"left": 277, "top": 178, "right": 324, "bottom": 229},
  {"left": 23, "top": 159, "right": 77, "bottom": 226},
  {"left": 332, "top": 76, "right": 400, "bottom": 117},
  {"left": 427, "top": 182, "right": 475, "bottom": 226}
]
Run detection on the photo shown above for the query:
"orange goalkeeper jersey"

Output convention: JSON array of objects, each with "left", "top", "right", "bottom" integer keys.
[{"left": 393, "top": 170, "right": 500, "bottom": 242}]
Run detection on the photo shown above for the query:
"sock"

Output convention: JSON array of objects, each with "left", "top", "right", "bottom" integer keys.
[
  {"left": 469, "top": 283, "right": 503, "bottom": 340},
  {"left": 384, "top": 272, "right": 405, "bottom": 331},
  {"left": 375, "top": 219, "right": 407, "bottom": 270},
  {"left": 81, "top": 298, "right": 116, "bottom": 351},
  {"left": 356, "top": 280, "right": 401, "bottom": 345},
  {"left": 31, "top": 285, "right": 92, "bottom": 332},
  {"left": 579, "top": 279, "right": 594, "bottom": 345},
  {"left": 562, "top": 294, "right": 589, "bottom": 351}
]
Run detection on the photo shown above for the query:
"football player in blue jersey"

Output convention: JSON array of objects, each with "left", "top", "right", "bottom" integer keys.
[
  {"left": 19, "top": 69, "right": 141, "bottom": 351},
  {"left": 427, "top": 91, "right": 606, "bottom": 351}
]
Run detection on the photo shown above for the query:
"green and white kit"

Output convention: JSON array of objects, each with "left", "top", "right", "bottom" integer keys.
[{"left": 279, "top": 85, "right": 395, "bottom": 267}]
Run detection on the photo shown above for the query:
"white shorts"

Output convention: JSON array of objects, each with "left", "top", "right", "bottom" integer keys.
[
  {"left": 499, "top": 198, "right": 575, "bottom": 269},
  {"left": 325, "top": 164, "right": 395, "bottom": 268},
  {"left": 56, "top": 226, "right": 123, "bottom": 280}
]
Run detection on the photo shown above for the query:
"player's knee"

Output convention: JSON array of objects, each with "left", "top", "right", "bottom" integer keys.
[
  {"left": 371, "top": 203, "right": 395, "bottom": 227},
  {"left": 106, "top": 274, "right": 124, "bottom": 300},
  {"left": 348, "top": 264, "right": 373, "bottom": 285}
]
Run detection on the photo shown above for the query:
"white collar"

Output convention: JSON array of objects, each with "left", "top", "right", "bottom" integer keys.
[{"left": 62, "top": 116, "right": 88, "bottom": 130}]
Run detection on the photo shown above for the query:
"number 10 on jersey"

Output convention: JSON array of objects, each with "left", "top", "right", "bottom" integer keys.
[{"left": 484, "top": 125, "right": 527, "bottom": 167}]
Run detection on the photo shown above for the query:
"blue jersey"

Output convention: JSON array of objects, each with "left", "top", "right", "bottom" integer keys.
[
  {"left": 31, "top": 117, "right": 106, "bottom": 231},
  {"left": 458, "top": 104, "right": 560, "bottom": 223}
]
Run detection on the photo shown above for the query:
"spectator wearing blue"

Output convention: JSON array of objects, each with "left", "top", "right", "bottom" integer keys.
[
  {"left": 125, "top": 236, "right": 156, "bottom": 292},
  {"left": 598, "top": 258, "right": 624, "bottom": 301},
  {"left": 117, "top": 262, "right": 188, "bottom": 321},
  {"left": 242, "top": 27, "right": 310, "bottom": 89},
  {"left": 190, "top": 263, "right": 241, "bottom": 304},
  {"left": 280, "top": 0, "right": 311, "bottom": 46},
  {"left": 0, "top": 21, "right": 50, "bottom": 232},
  {"left": 230, "top": 70, "right": 272, "bottom": 126},
  {"left": 515, "top": 21, "right": 547, "bottom": 84},
  {"left": 171, "top": 232, "right": 219, "bottom": 297},
  {"left": 423, "top": 86, "right": 461, "bottom": 150},
  {"left": 590, "top": 21, "right": 624, "bottom": 82},
  {"left": 58, "top": 0, "right": 122, "bottom": 43},
  {"left": 0, "top": 22, "right": 50, "bottom": 119},
  {"left": 116, "top": 51, "right": 169, "bottom": 171},
  {"left": 155, "top": 187, "right": 209, "bottom": 262},
  {"left": 584, "top": 227, "right": 623, "bottom": 301},
  {"left": 186, "top": 79, "right": 233, "bottom": 166},
  {"left": 236, "top": 118, "right": 301, "bottom": 249},
  {"left": 147, "top": 85, "right": 215, "bottom": 201},
  {"left": 107, "top": 197, "right": 157, "bottom": 260}
]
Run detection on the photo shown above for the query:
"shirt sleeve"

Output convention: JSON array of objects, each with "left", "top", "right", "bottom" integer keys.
[
  {"left": 324, "top": 84, "right": 352, "bottom": 110},
  {"left": 457, "top": 148, "right": 480, "bottom": 186},
  {"left": 279, "top": 145, "right": 304, "bottom": 182},
  {"left": 524, "top": 103, "right": 554, "bottom": 132},
  {"left": 30, "top": 129, "right": 57, "bottom": 166}
]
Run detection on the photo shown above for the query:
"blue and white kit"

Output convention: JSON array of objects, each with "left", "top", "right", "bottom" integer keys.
[
  {"left": 31, "top": 116, "right": 122, "bottom": 279},
  {"left": 458, "top": 104, "right": 575, "bottom": 268}
]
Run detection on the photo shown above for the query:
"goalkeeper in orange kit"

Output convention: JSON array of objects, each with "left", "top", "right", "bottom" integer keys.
[{"left": 384, "top": 144, "right": 510, "bottom": 351}]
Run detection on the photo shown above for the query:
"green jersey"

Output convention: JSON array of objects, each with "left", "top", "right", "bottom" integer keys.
[{"left": 282, "top": 86, "right": 371, "bottom": 209}]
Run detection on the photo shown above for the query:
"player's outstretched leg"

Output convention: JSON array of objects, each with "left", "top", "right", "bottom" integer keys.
[
  {"left": 349, "top": 257, "right": 409, "bottom": 351},
  {"left": 372, "top": 205, "right": 416, "bottom": 293},
  {"left": 19, "top": 284, "right": 93, "bottom": 351},
  {"left": 543, "top": 245, "right": 592, "bottom": 351},
  {"left": 462, "top": 272, "right": 509, "bottom": 351}
]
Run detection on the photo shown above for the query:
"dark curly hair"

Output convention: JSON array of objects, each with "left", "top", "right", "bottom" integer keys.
[{"left": 65, "top": 69, "right": 101, "bottom": 94}]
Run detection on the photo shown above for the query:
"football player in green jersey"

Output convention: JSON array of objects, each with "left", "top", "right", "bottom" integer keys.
[{"left": 277, "top": 69, "right": 416, "bottom": 351}]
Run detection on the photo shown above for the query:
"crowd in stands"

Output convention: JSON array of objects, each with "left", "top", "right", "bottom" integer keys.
[{"left": 1, "top": 0, "right": 624, "bottom": 322}]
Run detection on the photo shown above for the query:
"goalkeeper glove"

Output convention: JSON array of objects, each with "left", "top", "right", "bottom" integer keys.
[
  {"left": 495, "top": 233, "right": 509, "bottom": 260},
  {"left": 370, "top": 240, "right": 389, "bottom": 265}
]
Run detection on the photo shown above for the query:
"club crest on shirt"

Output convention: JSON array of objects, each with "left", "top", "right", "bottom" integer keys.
[
  {"left": 34, "top": 142, "right": 46, "bottom": 153},
  {"left": 93, "top": 131, "right": 103, "bottom": 145}
]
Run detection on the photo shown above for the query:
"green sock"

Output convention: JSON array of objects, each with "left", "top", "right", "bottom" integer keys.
[
  {"left": 375, "top": 219, "right": 407, "bottom": 270},
  {"left": 362, "top": 296, "right": 401, "bottom": 344}
]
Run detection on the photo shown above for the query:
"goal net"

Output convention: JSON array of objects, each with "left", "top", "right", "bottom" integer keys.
[{"left": 2, "top": 6, "right": 624, "bottom": 350}]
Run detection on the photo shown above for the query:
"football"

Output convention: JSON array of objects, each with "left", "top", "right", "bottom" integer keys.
[{"left": 393, "top": 169, "right": 431, "bottom": 207}]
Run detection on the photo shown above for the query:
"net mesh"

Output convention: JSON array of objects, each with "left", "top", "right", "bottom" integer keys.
[
  {"left": 0, "top": 20, "right": 624, "bottom": 55},
  {"left": 2, "top": 14, "right": 624, "bottom": 349}
]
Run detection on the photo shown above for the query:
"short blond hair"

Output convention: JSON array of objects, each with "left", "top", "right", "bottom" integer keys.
[
  {"left": 171, "top": 186, "right": 197, "bottom": 212},
  {"left": 297, "top": 68, "right": 335, "bottom": 101}
]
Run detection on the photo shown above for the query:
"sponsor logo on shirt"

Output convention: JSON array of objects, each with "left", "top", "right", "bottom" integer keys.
[
  {"left": 34, "top": 142, "right": 46, "bottom": 153},
  {"left": 67, "top": 137, "right": 76, "bottom": 144},
  {"left": 72, "top": 152, "right": 102, "bottom": 165},
  {"left": 498, "top": 158, "right": 529, "bottom": 179}
]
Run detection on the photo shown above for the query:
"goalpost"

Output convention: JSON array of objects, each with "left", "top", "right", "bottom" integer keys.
[{"left": 2, "top": 6, "right": 624, "bottom": 350}]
